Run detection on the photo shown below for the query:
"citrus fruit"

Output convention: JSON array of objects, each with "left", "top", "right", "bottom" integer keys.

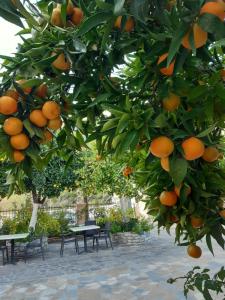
[
  {"left": 16, "top": 79, "right": 32, "bottom": 94},
  {"left": 3, "top": 117, "right": 23, "bottom": 136},
  {"left": 163, "top": 93, "right": 181, "bottom": 112},
  {"left": 42, "top": 101, "right": 61, "bottom": 120},
  {"left": 51, "top": 52, "right": 71, "bottom": 71},
  {"left": 0, "top": 96, "right": 17, "bottom": 115},
  {"left": 4, "top": 89, "right": 19, "bottom": 101},
  {"left": 47, "top": 117, "right": 62, "bottom": 130},
  {"left": 216, "top": 0, "right": 225, "bottom": 10},
  {"left": 35, "top": 84, "right": 48, "bottom": 98},
  {"left": 71, "top": 7, "right": 84, "bottom": 25},
  {"left": 66, "top": 1, "right": 74, "bottom": 15},
  {"left": 41, "top": 130, "right": 53, "bottom": 143},
  {"left": 13, "top": 150, "right": 25, "bottom": 163},
  {"left": 29, "top": 110, "right": 48, "bottom": 127},
  {"left": 174, "top": 184, "right": 191, "bottom": 197},
  {"left": 182, "top": 23, "right": 208, "bottom": 49},
  {"left": 181, "top": 137, "right": 205, "bottom": 160},
  {"left": 123, "top": 166, "right": 133, "bottom": 176},
  {"left": 10, "top": 133, "right": 30, "bottom": 150},
  {"left": 187, "top": 244, "right": 202, "bottom": 258},
  {"left": 160, "top": 157, "right": 170, "bottom": 172},
  {"left": 114, "top": 16, "right": 135, "bottom": 32},
  {"left": 169, "top": 215, "right": 179, "bottom": 223},
  {"left": 190, "top": 216, "right": 204, "bottom": 228},
  {"left": 150, "top": 136, "right": 174, "bottom": 158},
  {"left": 157, "top": 53, "right": 175, "bottom": 76},
  {"left": 200, "top": 2, "right": 225, "bottom": 21},
  {"left": 159, "top": 191, "right": 178, "bottom": 206},
  {"left": 202, "top": 146, "right": 220, "bottom": 162},
  {"left": 50, "top": 8, "right": 63, "bottom": 27}
]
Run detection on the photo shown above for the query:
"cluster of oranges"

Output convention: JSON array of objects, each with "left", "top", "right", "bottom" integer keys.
[
  {"left": 0, "top": 81, "right": 62, "bottom": 163},
  {"left": 157, "top": 1, "right": 225, "bottom": 76},
  {"left": 114, "top": 16, "right": 135, "bottom": 32},
  {"left": 51, "top": 0, "right": 84, "bottom": 28}
]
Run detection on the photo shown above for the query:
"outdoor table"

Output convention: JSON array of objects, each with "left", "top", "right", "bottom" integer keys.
[
  {"left": 0, "top": 233, "right": 29, "bottom": 264},
  {"left": 70, "top": 225, "right": 100, "bottom": 253}
]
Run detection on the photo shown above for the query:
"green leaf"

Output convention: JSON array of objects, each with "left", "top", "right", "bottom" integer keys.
[
  {"left": 114, "top": 0, "right": 125, "bottom": 15},
  {"left": 169, "top": 158, "right": 188, "bottom": 186},
  {"left": 23, "top": 119, "right": 35, "bottom": 138},
  {"left": 130, "top": 0, "right": 148, "bottom": 23},
  {"left": 101, "top": 118, "right": 118, "bottom": 132},
  {"left": 196, "top": 125, "right": 215, "bottom": 138},
  {"left": 116, "top": 113, "right": 130, "bottom": 134},
  {"left": 206, "top": 234, "right": 214, "bottom": 256},
  {"left": 76, "top": 11, "right": 112, "bottom": 37},
  {"left": 0, "top": 1, "right": 23, "bottom": 28},
  {"left": 199, "top": 14, "right": 225, "bottom": 40}
]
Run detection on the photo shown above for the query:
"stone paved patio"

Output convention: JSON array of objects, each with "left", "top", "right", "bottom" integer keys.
[{"left": 0, "top": 228, "right": 224, "bottom": 300}]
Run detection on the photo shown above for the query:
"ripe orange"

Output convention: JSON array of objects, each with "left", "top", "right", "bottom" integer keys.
[
  {"left": 13, "top": 150, "right": 25, "bottom": 163},
  {"left": 41, "top": 130, "right": 53, "bottom": 143},
  {"left": 182, "top": 23, "right": 208, "bottom": 49},
  {"left": 29, "top": 110, "right": 48, "bottom": 127},
  {"left": 47, "top": 117, "right": 62, "bottom": 130},
  {"left": 160, "top": 157, "right": 170, "bottom": 172},
  {"left": 3, "top": 117, "right": 23, "bottom": 136},
  {"left": 181, "top": 137, "right": 205, "bottom": 160},
  {"left": 71, "top": 7, "right": 84, "bottom": 25},
  {"left": 150, "top": 136, "right": 174, "bottom": 158},
  {"left": 42, "top": 101, "right": 61, "bottom": 120},
  {"left": 219, "top": 210, "right": 225, "bottom": 218},
  {"left": 16, "top": 79, "right": 32, "bottom": 94},
  {"left": 202, "top": 146, "right": 220, "bottom": 162},
  {"left": 114, "top": 16, "right": 135, "bottom": 32},
  {"left": 51, "top": 8, "right": 63, "bottom": 27},
  {"left": 163, "top": 93, "right": 181, "bottom": 112},
  {"left": 0, "top": 96, "right": 17, "bottom": 115},
  {"left": 51, "top": 52, "right": 71, "bottom": 71},
  {"left": 216, "top": 0, "right": 225, "bottom": 10},
  {"left": 187, "top": 244, "right": 202, "bottom": 258},
  {"left": 157, "top": 53, "right": 175, "bottom": 76},
  {"left": 169, "top": 215, "right": 179, "bottom": 223},
  {"left": 4, "top": 89, "right": 19, "bottom": 101},
  {"left": 35, "top": 84, "right": 48, "bottom": 98},
  {"left": 10, "top": 133, "right": 30, "bottom": 150},
  {"left": 190, "top": 216, "right": 204, "bottom": 228},
  {"left": 200, "top": 2, "right": 225, "bottom": 21},
  {"left": 159, "top": 191, "right": 178, "bottom": 206},
  {"left": 174, "top": 184, "right": 191, "bottom": 197},
  {"left": 123, "top": 166, "right": 133, "bottom": 176},
  {"left": 66, "top": 1, "right": 74, "bottom": 15}
]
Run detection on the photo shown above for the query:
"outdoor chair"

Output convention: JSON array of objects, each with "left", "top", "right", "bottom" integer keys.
[
  {"left": 60, "top": 231, "right": 80, "bottom": 257},
  {"left": 93, "top": 222, "right": 113, "bottom": 252},
  {"left": 84, "top": 220, "right": 98, "bottom": 249},
  {"left": 0, "top": 242, "right": 9, "bottom": 265}
]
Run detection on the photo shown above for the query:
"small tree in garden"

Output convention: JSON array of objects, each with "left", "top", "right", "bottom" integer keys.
[{"left": 0, "top": 0, "right": 225, "bottom": 295}]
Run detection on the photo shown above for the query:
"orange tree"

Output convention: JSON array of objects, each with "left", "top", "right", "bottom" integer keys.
[{"left": 0, "top": 0, "right": 225, "bottom": 258}]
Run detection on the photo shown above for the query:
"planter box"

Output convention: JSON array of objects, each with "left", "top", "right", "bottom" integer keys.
[{"left": 112, "top": 232, "right": 150, "bottom": 246}]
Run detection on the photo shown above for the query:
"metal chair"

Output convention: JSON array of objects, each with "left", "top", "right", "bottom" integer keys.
[
  {"left": 60, "top": 232, "right": 80, "bottom": 257},
  {"left": 93, "top": 222, "right": 113, "bottom": 251},
  {"left": 0, "top": 242, "right": 9, "bottom": 265},
  {"left": 84, "top": 220, "right": 99, "bottom": 250}
]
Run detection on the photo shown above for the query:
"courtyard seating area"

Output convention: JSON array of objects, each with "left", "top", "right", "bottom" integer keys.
[{"left": 0, "top": 229, "right": 224, "bottom": 300}]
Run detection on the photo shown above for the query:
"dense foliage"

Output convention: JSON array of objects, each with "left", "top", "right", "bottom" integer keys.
[{"left": 0, "top": 0, "right": 224, "bottom": 258}]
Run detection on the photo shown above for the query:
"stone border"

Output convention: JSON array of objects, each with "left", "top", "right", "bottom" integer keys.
[{"left": 112, "top": 232, "right": 150, "bottom": 246}]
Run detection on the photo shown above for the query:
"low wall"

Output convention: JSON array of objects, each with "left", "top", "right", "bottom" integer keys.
[{"left": 112, "top": 232, "right": 150, "bottom": 246}]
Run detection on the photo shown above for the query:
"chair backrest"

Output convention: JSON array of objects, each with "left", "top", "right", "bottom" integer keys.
[
  {"left": 104, "top": 222, "right": 111, "bottom": 231},
  {"left": 84, "top": 220, "right": 97, "bottom": 236},
  {"left": 85, "top": 220, "right": 96, "bottom": 226}
]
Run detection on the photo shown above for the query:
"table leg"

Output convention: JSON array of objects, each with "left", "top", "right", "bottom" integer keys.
[
  {"left": 84, "top": 234, "right": 87, "bottom": 252},
  {"left": 11, "top": 239, "right": 15, "bottom": 264}
]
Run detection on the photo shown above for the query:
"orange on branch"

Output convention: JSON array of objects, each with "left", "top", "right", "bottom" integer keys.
[
  {"left": 13, "top": 150, "right": 25, "bottom": 163},
  {"left": 51, "top": 52, "right": 71, "bottom": 71},
  {"left": 66, "top": 1, "right": 74, "bottom": 15},
  {"left": 174, "top": 184, "right": 191, "bottom": 197},
  {"left": 202, "top": 146, "right": 220, "bottom": 162},
  {"left": 181, "top": 137, "right": 205, "bottom": 160},
  {"left": 150, "top": 136, "right": 174, "bottom": 158},
  {"left": 182, "top": 24, "right": 208, "bottom": 49},
  {"left": 0, "top": 96, "right": 17, "bottom": 115},
  {"left": 219, "top": 210, "right": 225, "bottom": 218},
  {"left": 10, "top": 133, "right": 30, "bottom": 150},
  {"left": 29, "top": 110, "right": 48, "bottom": 127},
  {"left": 41, "top": 130, "right": 53, "bottom": 143},
  {"left": 200, "top": 2, "right": 225, "bottom": 21},
  {"left": 114, "top": 16, "right": 135, "bottom": 32},
  {"left": 50, "top": 8, "right": 63, "bottom": 27},
  {"left": 35, "top": 84, "right": 48, "bottom": 98},
  {"left": 157, "top": 53, "right": 175, "bottom": 76},
  {"left": 42, "top": 101, "right": 61, "bottom": 120},
  {"left": 71, "top": 7, "right": 84, "bottom": 25},
  {"left": 3, "top": 117, "right": 23, "bottom": 136},
  {"left": 159, "top": 191, "right": 178, "bottom": 206},
  {"left": 4, "top": 89, "right": 19, "bottom": 101},
  {"left": 123, "top": 166, "right": 133, "bottom": 177},
  {"left": 163, "top": 93, "right": 181, "bottom": 112},
  {"left": 187, "top": 244, "right": 202, "bottom": 258},
  {"left": 16, "top": 79, "right": 32, "bottom": 94},
  {"left": 160, "top": 157, "right": 170, "bottom": 172},
  {"left": 190, "top": 216, "right": 204, "bottom": 228},
  {"left": 47, "top": 117, "right": 62, "bottom": 130}
]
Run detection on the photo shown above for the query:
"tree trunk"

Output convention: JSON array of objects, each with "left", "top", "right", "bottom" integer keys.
[
  {"left": 29, "top": 188, "right": 46, "bottom": 230},
  {"left": 83, "top": 194, "right": 89, "bottom": 222}
]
